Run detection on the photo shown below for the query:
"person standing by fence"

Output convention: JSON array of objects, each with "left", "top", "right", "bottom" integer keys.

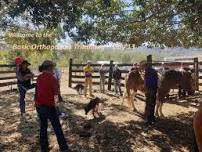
[
  {"left": 35, "top": 60, "right": 69, "bottom": 152},
  {"left": 16, "top": 60, "right": 35, "bottom": 120},
  {"left": 83, "top": 61, "right": 94, "bottom": 97},
  {"left": 140, "top": 61, "right": 158, "bottom": 125},
  {"left": 113, "top": 65, "right": 122, "bottom": 96},
  {"left": 99, "top": 64, "right": 107, "bottom": 93}
]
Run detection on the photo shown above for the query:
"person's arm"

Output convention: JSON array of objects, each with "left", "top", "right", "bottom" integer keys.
[
  {"left": 83, "top": 66, "right": 86, "bottom": 73},
  {"left": 112, "top": 71, "right": 115, "bottom": 79},
  {"left": 155, "top": 71, "right": 158, "bottom": 86},
  {"left": 17, "top": 71, "right": 31, "bottom": 81},
  {"left": 90, "top": 66, "right": 94, "bottom": 75},
  {"left": 144, "top": 69, "right": 148, "bottom": 88},
  {"left": 117, "top": 70, "right": 121, "bottom": 80}
]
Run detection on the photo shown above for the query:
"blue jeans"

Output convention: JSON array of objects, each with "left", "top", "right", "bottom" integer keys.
[
  {"left": 114, "top": 79, "right": 122, "bottom": 95},
  {"left": 17, "top": 83, "right": 36, "bottom": 115},
  {"left": 36, "top": 106, "right": 69, "bottom": 152},
  {"left": 100, "top": 77, "right": 105, "bottom": 93}
]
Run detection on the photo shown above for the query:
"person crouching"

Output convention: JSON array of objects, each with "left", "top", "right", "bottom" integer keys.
[{"left": 35, "top": 60, "right": 69, "bottom": 152}]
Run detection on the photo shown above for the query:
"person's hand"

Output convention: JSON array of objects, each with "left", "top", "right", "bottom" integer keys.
[
  {"left": 54, "top": 95, "right": 59, "bottom": 103},
  {"left": 24, "top": 74, "right": 32, "bottom": 80}
]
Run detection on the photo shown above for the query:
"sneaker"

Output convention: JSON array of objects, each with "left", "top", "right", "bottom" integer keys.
[
  {"left": 60, "top": 113, "right": 66, "bottom": 118},
  {"left": 22, "top": 113, "right": 26, "bottom": 118}
]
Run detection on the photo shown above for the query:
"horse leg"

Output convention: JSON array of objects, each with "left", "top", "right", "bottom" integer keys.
[
  {"left": 155, "top": 99, "right": 160, "bottom": 117},
  {"left": 121, "top": 89, "right": 127, "bottom": 106},
  {"left": 131, "top": 90, "right": 137, "bottom": 112},
  {"left": 126, "top": 88, "right": 132, "bottom": 110},
  {"left": 159, "top": 102, "right": 164, "bottom": 117}
]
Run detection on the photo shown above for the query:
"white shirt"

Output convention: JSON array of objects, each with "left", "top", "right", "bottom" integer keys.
[{"left": 54, "top": 68, "right": 62, "bottom": 81}]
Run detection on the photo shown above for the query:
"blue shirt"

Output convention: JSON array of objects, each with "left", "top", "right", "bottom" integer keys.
[{"left": 145, "top": 67, "right": 158, "bottom": 88}]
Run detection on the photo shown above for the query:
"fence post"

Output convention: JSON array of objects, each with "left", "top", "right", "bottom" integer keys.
[
  {"left": 68, "top": 58, "right": 73, "bottom": 88},
  {"left": 194, "top": 57, "right": 199, "bottom": 91},
  {"left": 147, "top": 54, "right": 152, "bottom": 67},
  {"left": 108, "top": 60, "right": 114, "bottom": 91}
]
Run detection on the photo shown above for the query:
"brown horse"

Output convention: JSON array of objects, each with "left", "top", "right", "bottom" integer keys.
[
  {"left": 156, "top": 70, "right": 194, "bottom": 117},
  {"left": 122, "top": 70, "right": 145, "bottom": 111}
]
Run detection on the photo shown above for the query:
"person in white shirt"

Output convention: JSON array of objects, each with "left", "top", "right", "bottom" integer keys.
[{"left": 53, "top": 63, "right": 63, "bottom": 102}]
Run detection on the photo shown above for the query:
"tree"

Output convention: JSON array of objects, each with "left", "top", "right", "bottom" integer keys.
[{"left": 0, "top": 0, "right": 201, "bottom": 48}]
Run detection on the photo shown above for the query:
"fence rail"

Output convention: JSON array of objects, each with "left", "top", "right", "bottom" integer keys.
[
  {"left": 0, "top": 63, "right": 37, "bottom": 89},
  {"left": 1, "top": 55, "right": 202, "bottom": 91},
  {"left": 69, "top": 56, "right": 201, "bottom": 91}
]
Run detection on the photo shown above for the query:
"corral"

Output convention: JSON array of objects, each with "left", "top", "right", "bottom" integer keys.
[{"left": 0, "top": 55, "right": 201, "bottom": 152}]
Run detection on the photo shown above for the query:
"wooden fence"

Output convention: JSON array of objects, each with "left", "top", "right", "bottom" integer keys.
[
  {"left": 0, "top": 55, "right": 202, "bottom": 91},
  {"left": 68, "top": 55, "right": 201, "bottom": 91},
  {"left": 0, "top": 65, "right": 37, "bottom": 90}
]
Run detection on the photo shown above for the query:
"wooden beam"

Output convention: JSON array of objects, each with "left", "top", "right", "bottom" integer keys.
[
  {"left": 0, "top": 71, "right": 15, "bottom": 74},
  {"left": 108, "top": 60, "right": 114, "bottom": 91},
  {"left": 68, "top": 58, "right": 73, "bottom": 88},
  {"left": 194, "top": 58, "right": 199, "bottom": 91},
  {"left": 0, "top": 64, "right": 15, "bottom": 68}
]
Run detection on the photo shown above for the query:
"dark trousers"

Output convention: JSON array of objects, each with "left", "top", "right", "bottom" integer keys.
[
  {"left": 145, "top": 87, "right": 157, "bottom": 123},
  {"left": 17, "top": 83, "right": 36, "bottom": 115},
  {"left": 36, "top": 106, "right": 68, "bottom": 152}
]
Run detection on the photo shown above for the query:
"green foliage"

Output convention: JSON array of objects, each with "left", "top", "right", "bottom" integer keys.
[
  {"left": 0, "top": 47, "right": 163, "bottom": 67},
  {"left": 1, "top": 0, "right": 201, "bottom": 47}
]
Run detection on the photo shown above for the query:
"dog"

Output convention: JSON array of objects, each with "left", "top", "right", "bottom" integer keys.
[
  {"left": 74, "top": 84, "right": 84, "bottom": 95},
  {"left": 84, "top": 97, "right": 105, "bottom": 118}
]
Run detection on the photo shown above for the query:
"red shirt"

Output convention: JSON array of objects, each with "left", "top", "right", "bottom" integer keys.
[{"left": 35, "top": 72, "right": 58, "bottom": 107}]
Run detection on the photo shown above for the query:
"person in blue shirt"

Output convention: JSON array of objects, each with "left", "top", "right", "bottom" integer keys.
[
  {"left": 112, "top": 65, "right": 122, "bottom": 96},
  {"left": 140, "top": 61, "right": 158, "bottom": 125}
]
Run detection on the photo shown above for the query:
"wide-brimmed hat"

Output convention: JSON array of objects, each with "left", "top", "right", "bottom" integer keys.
[{"left": 21, "top": 60, "right": 31, "bottom": 66}]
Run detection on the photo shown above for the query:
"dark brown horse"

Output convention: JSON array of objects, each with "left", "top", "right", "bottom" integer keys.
[{"left": 156, "top": 70, "right": 194, "bottom": 117}]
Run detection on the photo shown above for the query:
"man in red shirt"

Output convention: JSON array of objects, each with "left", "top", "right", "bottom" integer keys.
[{"left": 36, "top": 60, "right": 69, "bottom": 152}]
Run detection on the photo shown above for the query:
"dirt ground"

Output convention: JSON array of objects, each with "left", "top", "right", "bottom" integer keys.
[{"left": 0, "top": 74, "right": 201, "bottom": 152}]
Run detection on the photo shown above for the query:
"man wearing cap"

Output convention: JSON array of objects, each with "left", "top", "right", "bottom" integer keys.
[
  {"left": 83, "top": 61, "right": 94, "bottom": 97},
  {"left": 17, "top": 60, "right": 35, "bottom": 119},
  {"left": 140, "top": 61, "right": 158, "bottom": 125}
]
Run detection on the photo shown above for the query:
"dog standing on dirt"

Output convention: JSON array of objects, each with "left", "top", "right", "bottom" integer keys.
[
  {"left": 74, "top": 84, "right": 84, "bottom": 95},
  {"left": 84, "top": 97, "right": 105, "bottom": 118}
]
